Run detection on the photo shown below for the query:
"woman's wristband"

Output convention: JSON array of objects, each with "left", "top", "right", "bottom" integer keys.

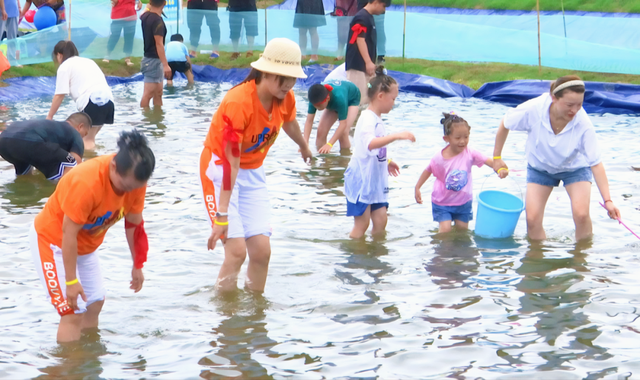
[
  {"left": 65, "top": 278, "right": 79, "bottom": 286},
  {"left": 214, "top": 220, "right": 229, "bottom": 226},
  {"left": 326, "top": 142, "right": 333, "bottom": 148},
  {"left": 493, "top": 156, "right": 502, "bottom": 160},
  {"left": 388, "top": 158, "right": 392, "bottom": 164}
]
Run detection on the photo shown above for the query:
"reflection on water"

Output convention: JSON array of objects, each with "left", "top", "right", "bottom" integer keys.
[
  {"left": 34, "top": 330, "right": 108, "bottom": 380},
  {"left": 200, "top": 292, "right": 276, "bottom": 379},
  {"left": 2, "top": 83, "right": 640, "bottom": 378}
]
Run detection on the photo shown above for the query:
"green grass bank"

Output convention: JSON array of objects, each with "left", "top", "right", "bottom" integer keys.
[{"left": 3, "top": 53, "right": 640, "bottom": 91}]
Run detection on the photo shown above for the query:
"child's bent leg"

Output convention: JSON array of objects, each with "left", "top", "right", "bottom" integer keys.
[
  {"left": 153, "top": 83, "right": 163, "bottom": 107},
  {"left": 140, "top": 83, "right": 154, "bottom": 108},
  {"left": 453, "top": 220, "right": 469, "bottom": 230},
  {"left": 439, "top": 221, "right": 453, "bottom": 233},
  {"left": 350, "top": 206, "right": 371, "bottom": 239},
  {"left": 370, "top": 206, "right": 388, "bottom": 236},
  {"left": 316, "top": 111, "right": 339, "bottom": 150},
  {"left": 339, "top": 106, "right": 359, "bottom": 150},
  {"left": 186, "top": 69, "right": 195, "bottom": 84}
]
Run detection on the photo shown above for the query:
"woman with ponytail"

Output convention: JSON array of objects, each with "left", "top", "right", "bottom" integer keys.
[
  {"left": 30, "top": 130, "right": 155, "bottom": 342},
  {"left": 304, "top": 76, "right": 361, "bottom": 153},
  {"left": 492, "top": 75, "right": 620, "bottom": 241}
]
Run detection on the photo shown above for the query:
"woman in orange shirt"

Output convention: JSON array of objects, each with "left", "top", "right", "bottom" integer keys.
[
  {"left": 30, "top": 130, "right": 155, "bottom": 342},
  {"left": 200, "top": 38, "right": 312, "bottom": 293}
]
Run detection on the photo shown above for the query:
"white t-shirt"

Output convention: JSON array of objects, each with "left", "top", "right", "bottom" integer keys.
[
  {"left": 504, "top": 93, "right": 601, "bottom": 174},
  {"left": 344, "top": 110, "right": 388, "bottom": 204},
  {"left": 55, "top": 56, "right": 114, "bottom": 111},
  {"left": 324, "top": 63, "right": 347, "bottom": 82}
]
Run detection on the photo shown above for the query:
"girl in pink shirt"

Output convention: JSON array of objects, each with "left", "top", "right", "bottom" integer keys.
[{"left": 415, "top": 112, "right": 507, "bottom": 233}]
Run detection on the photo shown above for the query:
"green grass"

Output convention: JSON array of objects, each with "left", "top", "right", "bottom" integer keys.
[
  {"left": 147, "top": 0, "right": 640, "bottom": 11},
  {"left": 374, "top": 0, "right": 640, "bottom": 12},
  {"left": 4, "top": 53, "right": 640, "bottom": 90},
  {"left": 404, "top": 0, "right": 640, "bottom": 12}
]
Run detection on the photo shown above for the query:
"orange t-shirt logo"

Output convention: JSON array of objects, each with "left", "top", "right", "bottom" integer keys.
[
  {"left": 82, "top": 207, "right": 125, "bottom": 236},
  {"left": 245, "top": 125, "right": 280, "bottom": 153}
]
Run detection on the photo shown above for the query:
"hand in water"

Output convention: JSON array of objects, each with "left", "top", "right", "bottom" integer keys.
[
  {"left": 300, "top": 146, "right": 313, "bottom": 164},
  {"left": 318, "top": 144, "right": 332, "bottom": 154}
]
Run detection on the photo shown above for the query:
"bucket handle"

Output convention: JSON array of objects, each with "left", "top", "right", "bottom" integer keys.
[{"left": 480, "top": 172, "right": 524, "bottom": 203}]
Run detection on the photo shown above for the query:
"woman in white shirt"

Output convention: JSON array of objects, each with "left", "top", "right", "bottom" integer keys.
[
  {"left": 47, "top": 41, "right": 115, "bottom": 150},
  {"left": 492, "top": 75, "right": 620, "bottom": 242}
]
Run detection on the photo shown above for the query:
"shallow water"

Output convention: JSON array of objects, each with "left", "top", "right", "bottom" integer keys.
[{"left": 2, "top": 81, "right": 640, "bottom": 379}]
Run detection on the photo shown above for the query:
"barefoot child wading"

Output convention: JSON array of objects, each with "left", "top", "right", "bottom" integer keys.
[
  {"left": 344, "top": 68, "right": 415, "bottom": 239},
  {"left": 415, "top": 113, "right": 506, "bottom": 233}
]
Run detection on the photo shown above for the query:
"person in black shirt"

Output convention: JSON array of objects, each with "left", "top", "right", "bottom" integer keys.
[
  {"left": 0, "top": 112, "right": 91, "bottom": 181},
  {"left": 140, "top": 0, "right": 170, "bottom": 108},
  {"left": 357, "top": 0, "right": 386, "bottom": 64},
  {"left": 227, "top": 0, "right": 257, "bottom": 60},
  {"left": 345, "top": 0, "right": 389, "bottom": 105},
  {"left": 187, "top": 0, "right": 220, "bottom": 58}
]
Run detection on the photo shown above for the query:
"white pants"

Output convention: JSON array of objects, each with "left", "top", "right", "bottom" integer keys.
[
  {"left": 199, "top": 149, "right": 272, "bottom": 239},
  {"left": 30, "top": 224, "right": 106, "bottom": 316}
]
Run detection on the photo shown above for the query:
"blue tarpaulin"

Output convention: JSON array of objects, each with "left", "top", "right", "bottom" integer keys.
[{"left": 1, "top": 64, "right": 639, "bottom": 115}]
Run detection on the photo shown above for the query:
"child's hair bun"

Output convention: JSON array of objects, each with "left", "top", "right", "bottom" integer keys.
[
  {"left": 374, "top": 65, "right": 388, "bottom": 76},
  {"left": 440, "top": 112, "right": 452, "bottom": 125}
]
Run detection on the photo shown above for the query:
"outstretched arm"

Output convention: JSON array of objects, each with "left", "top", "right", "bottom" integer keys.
[
  {"left": 283, "top": 119, "right": 312, "bottom": 163},
  {"left": 368, "top": 131, "right": 415, "bottom": 151},
  {"left": 592, "top": 162, "right": 621, "bottom": 220},
  {"left": 414, "top": 169, "right": 432, "bottom": 204}
]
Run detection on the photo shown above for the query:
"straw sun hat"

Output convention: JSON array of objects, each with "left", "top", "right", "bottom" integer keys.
[{"left": 250, "top": 38, "right": 307, "bottom": 79}]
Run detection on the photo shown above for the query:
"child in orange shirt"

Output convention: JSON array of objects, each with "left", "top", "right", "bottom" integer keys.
[{"left": 30, "top": 130, "right": 155, "bottom": 342}]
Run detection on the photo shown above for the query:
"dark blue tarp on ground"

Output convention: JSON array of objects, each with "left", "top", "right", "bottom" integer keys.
[
  {"left": 1, "top": 64, "right": 639, "bottom": 115},
  {"left": 473, "top": 80, "right": 640, "bottom": 114}
]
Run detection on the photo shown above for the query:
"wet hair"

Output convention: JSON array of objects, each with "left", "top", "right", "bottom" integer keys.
[
  {"left": 66, "top": 112, "right": 92, "bottom": 127},
  {"left": 115, "top": 130, "right": 156, "bottom": 182},
  {"left": 171, "top": 34, "right": 183, "bottom": 42},
  {"left": 367, "top": 65, "right": 397, "bottom": 100},
  {"left": 550, "top": 75, "right": 585, "bottom": 98},
  {"left": 308, "top": 83, "right": 330, "bottom": 105},
  {"left": 232, "top": 68, "right": 292, "bottom": 103},
  {"left": 440, "top": 112, "right": 470, "bottom": 136},
  {"left": 149, "top": 0, "right": 165, "bottom": 7},
  {"left": 51, "top": 40, "right": 79, "bottom": 64}
]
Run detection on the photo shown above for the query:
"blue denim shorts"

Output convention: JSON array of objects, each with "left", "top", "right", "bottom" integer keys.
[
  {"left": 432, "top": 200, "right": 473, "bottom": 223},
  {"left": 527, "top": 165, "right": 593, "bottom": 187},
  {"left": 347, "top": 199, "right": 389, "bottom": 217}
]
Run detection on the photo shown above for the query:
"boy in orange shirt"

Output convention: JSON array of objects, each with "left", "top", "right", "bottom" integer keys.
[{"left": 30, "top": 130, "right": 155, "bottom": 342}]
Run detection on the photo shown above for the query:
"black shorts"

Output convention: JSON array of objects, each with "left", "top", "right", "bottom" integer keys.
[
  {"left": 168, "top": 61, "right": 192, "bottom": 80},
  {"left": 0, "top": 137, "right": 77, "bottom": 180},
  {"left": 83, "top": 99, "right": 115, "bottom": 126}
]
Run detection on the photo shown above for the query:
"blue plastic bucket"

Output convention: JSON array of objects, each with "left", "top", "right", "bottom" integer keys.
[{"left": 475, "top": 190, "right": 524, "bottom": 239}]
